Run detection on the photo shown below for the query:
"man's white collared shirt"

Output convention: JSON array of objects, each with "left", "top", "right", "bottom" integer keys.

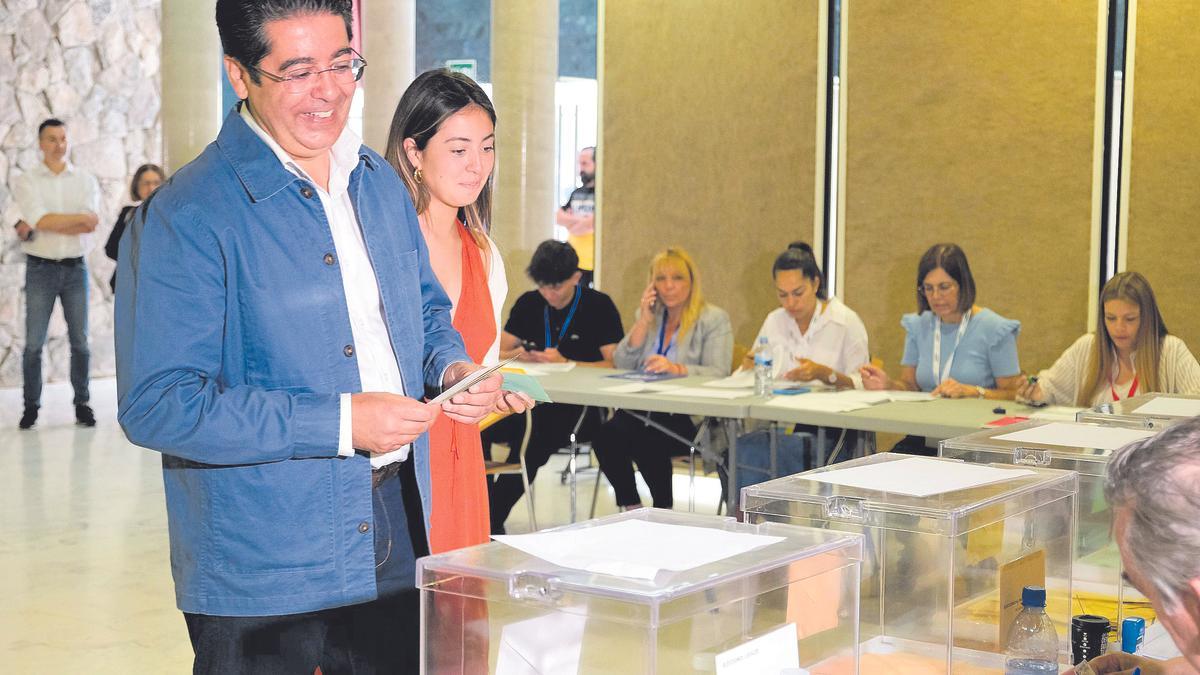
[
  {"left": 12, "top": 160, "right": 100, "bottom": 260},
  {"left": 240, "top": 105, "right": 412, "bottom": 466}
]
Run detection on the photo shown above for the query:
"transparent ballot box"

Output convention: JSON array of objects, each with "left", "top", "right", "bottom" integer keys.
[
  {"left": 740, "top": 453, "right": 1077, "bottom": 674},
  {"left": 941, "top": 420, "right": 1160, "bottom": 639},
  {"left": 417, "top": 509, "right": 863, "bottom": 674},
  {"left": 1076, "top": 392, "right": 1200, "bottom": 430}
]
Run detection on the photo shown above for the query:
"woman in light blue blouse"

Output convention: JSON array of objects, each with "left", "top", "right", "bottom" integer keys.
[{"left": 861, "top": 243, "right": 1023, "bottom": 400}]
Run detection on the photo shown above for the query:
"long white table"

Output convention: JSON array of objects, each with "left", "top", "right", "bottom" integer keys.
[
  {"left": 534, "top": 367, "right": 756, "bottom": 514},
  {"left": 529, "top": 367, "right": 1052, "bottom": 512}
]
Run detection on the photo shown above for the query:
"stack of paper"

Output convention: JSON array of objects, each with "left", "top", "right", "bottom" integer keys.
[
  {"left": 993, "top": 422, "right": 1156, "bottom": 450},
  {"left": 883, "top": 390, "right": 936, "bottom": 402},
  {"left": 493, "top": 519, "right": 784, "bottom": 580},
  {"left": 1028, "top": 405, "right": 1085, "bottom": 422},
  {"left": 515, "top": 362, "right": 577, "bottom": 376},
  {"left": 1133, "top": 397, "right": 1200, "bottom": 417},
  {"left": 602, "top": 382, "right": 683, "bottom": 394},
  {"left": 702, "top": 370, "right": 756, "bottom": 389},
  {"left": 809, "top": 457, "right": 1036, "bottom": 497},
  {"left": 659, "top": 386, "right": 751, "bottom": 400},
  {"left": 764, "top": 390, "right": 884, "bottom": 413}
]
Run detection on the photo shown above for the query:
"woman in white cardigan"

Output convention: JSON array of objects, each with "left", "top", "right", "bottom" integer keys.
[{"left": 1019, "top": 271, "right": 1200, "bottom": 406}]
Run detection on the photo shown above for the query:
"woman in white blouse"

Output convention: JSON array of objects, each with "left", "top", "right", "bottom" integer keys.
[
  {"left": 741, "top": 242, "right": 870, "bottom": 387},
  {"left": 735, "top": 242, "right": 871, "bottom": 497},
  {"left": 1018, "top": 271, "right": 1200, "bottom": 406}
]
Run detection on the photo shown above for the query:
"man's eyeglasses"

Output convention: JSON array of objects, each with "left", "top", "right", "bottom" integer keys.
[
  {"left": 249, "top": 49, "right": 367, "bottom": 94},
  {"left": 918, "top": 281, "right": 958, "bottom": 297}
]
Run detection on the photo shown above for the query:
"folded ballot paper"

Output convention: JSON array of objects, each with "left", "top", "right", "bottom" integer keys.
[{"left": 493, "top": 519, "right": 784, "bottom": 580}]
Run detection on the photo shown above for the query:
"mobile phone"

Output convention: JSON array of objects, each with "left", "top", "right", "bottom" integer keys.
[{"left": 520, "top": 339, "right": 539, "bottom": 352}]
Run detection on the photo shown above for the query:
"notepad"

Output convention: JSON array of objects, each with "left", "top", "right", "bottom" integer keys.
[
  {"left": 993, "top": 422, "right": 1155, "bottom": 451},
  {"left": 1133, "top": 396, "right": 1200, "bottom": 417},
  {"left": 660, "top": 387, "right": 750, "bottom": 400},
  {"left": 809, "top": 457, "right": 1035, "bottom": 497},
  {"left": 493, "top": 519, "right": 784, "bottom": 580}
]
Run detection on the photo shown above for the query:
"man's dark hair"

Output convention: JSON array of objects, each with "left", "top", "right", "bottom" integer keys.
[
  {"left": 215, "top": 0, "right": 353, "bottom": 85},
  {"left": 38, "top": 118, "right": 65, "bottom": 136},
  {"left": 526, "top": 240, "right": 580, "bottom": 286}
]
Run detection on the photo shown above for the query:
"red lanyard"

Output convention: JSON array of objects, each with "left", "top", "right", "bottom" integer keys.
[{"left": 1111, "top": 374, "right": 1139, "bottom": 401}]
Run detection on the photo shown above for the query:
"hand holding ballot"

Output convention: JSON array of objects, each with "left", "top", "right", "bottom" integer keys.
[
  {"left": 351, "top": 393, "right": 442, "bottom": 455},
  {"left": 439, "top": 360, "right": 535, "bottom": 424}
]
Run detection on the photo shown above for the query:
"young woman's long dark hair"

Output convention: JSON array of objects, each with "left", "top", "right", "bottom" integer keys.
[{"left": 384, "top": 68, "right": 495, "bottom": 248}]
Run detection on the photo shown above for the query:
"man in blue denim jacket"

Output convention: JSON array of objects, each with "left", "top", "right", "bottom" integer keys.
[{"left": 114, "top": 1, "right": 517, "bottom": 671}]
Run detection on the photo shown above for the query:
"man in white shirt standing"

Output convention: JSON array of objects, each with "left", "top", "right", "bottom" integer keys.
[{"left": 11, "top": 118, "right": 101, "bottom": 429}]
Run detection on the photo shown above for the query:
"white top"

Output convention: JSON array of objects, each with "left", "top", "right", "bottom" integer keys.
[
  {"left": 12, "top": 160, "right": 100, "bottom": 259},
  {"left": 242, "top": 105, "right": 410, "bottom": 467},
  {"left": 753, "top": 298, "right": 870, "bottom": 388},
  {"left": 481, "top": 235, "right": 506, "bottom": 366},
  {"left": 1037, "top": 333, "right": 1200, "bottom": 406}
]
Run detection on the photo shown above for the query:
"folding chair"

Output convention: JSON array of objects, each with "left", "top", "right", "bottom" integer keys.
[{"left": 482, "top": 409, "right": 536, "bottom": 531}]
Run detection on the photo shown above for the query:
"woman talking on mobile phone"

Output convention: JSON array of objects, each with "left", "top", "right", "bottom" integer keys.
[{"left": 591, "top": 247, "right": 732, "bottom": 510}]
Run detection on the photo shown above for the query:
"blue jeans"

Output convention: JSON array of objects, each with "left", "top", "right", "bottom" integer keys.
[
  {"left": 736, "top": 428, "right": 814, "bottom": 496},
  {"left": 184, "top": 466, "right": 425, "bottom": 674},
  {"left": 23, "top": 255, "right": 90, "bottom": 408}
]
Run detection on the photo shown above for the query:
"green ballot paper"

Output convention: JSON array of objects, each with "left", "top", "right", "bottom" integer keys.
[{"left": 501, "top": 372, "right": 553, "bottom": 402}]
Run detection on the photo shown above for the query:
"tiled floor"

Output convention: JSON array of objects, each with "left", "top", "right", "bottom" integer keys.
[{"left": 0, "top": 377, "right": 724, "bottom": 672}]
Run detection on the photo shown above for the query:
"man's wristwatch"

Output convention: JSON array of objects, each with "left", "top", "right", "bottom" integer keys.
[
  {"left": 826, "top": 370, "right": 838, "bottom": 384},
  {"left": 976, "top": 385, "right": 987, "bottom": 399}
]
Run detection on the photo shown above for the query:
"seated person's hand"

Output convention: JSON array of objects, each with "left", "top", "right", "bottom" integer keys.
[
  {"left": 786, "top": 358, "right": 832, "bottom": 383},
  {"left": 440, "top": 362, "right": 504, "bottom": 424},
  {"left": 931, "top": 377, "right": 978, "bottom": 399},
  {"left": 859, "top": 364, "right": 888, "bottom": 390},
  {"left": 527, "top": 347, "right": 567, "bottom": 363},
  {"left": 643, "top": 354, "right": 684, "bottom": 375},
  {"left": 1016, "top": 377, "right": 1044, "bottom": 404}
]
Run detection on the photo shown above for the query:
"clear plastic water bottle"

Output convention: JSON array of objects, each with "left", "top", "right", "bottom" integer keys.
[
  {"left": 753, "top": 336, "right": 773, "bottom": 396},
  {"left": 1005, "top": 586, "right": 1060, "bottom": 674}
]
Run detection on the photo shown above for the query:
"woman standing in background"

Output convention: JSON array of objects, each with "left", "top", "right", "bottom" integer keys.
[{"left": 104, "top": 163, "right": 164, "bottom": 292}]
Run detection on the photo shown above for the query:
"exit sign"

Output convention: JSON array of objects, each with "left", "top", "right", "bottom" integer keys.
[{"left": 445, "top": 59, "right": 478, "bottom": 81}]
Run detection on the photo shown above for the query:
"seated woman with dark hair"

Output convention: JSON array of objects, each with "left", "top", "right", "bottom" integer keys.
[
  {"left": 735, "top": 242, "right": 870, "bottom": 492},
  {"left": 592, "top": 247, "right": 732, "bottom": 510},
  {"left": 1019, "top": 271, "right": 1200, "bottom": 406},
  {"left": 861, "top": 243, "right": 1023, "bottom": 453}
]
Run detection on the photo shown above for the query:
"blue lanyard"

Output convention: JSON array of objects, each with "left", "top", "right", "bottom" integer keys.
[
  {"left": 655, "top": 309, "right": 674, "bottom": 356},
  {"left": 544, "top": 286, "right": 582, "bottom": 349}
]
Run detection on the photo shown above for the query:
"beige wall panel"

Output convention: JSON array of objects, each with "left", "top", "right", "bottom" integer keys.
[
  {"left": 600, "top": 1, "right": 820, "bottom": 349},
  {"left": 1124, "top": 3, "right": 1200, "bottom": 350},
  {"left": 842, "top": 1, "right": 1099, "bottom": 375}
]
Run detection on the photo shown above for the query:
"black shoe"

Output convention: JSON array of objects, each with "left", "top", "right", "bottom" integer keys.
[
  {"left": 75, "top": 404, "right": 96, "bottom": 427},
  {"left": 19, "top": 406, "right": 37, "bottom": 430}
]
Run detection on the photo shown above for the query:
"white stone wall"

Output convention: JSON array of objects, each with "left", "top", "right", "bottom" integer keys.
[{"left": 0, "top": 0, "right": 162, "bottom": 389}]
